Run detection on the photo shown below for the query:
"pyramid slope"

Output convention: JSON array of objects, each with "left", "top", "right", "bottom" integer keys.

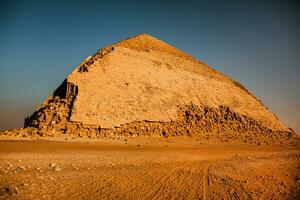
[
  {"left": 67, "top": 34, "right": 285, "bottom": 129},
  {"left": 24, "top": 34, "right": 294, "bottom": 140}
]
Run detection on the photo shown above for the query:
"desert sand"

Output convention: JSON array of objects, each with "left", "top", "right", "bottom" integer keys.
[{"left": 0, "top": 137, "right": 299, "bottom": 199}]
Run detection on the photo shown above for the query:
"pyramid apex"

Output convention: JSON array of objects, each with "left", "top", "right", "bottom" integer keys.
[
  {"left": 132, "top": 33, "right": 154, "bottom": 38},
  {"left": 112, "top": 33, "right": 191, "bottom": 59},
  {"left": 115, "top": 33, "right": 161, "bottom": 45}
]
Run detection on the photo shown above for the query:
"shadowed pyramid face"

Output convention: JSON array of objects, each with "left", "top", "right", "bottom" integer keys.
[{"left": 25, "top": 34, "right": 293, "bottom": 139}]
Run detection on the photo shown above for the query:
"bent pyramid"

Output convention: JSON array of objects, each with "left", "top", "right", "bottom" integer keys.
[{"left": 24, "top": 34, "right": 294, "bottom": 140}]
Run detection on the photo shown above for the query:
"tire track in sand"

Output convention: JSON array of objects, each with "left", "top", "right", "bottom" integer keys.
[
  {"left": 144, "top": 162, "right": 194, "bottom": 200},
  {"left": 144, "top": 161, "right": 211, "bottom": 200},
  {"left": 203, "top": 164, "right": 210, "bottom": 200},
  {"left": 144, "top": 169, "right": 178, "bottom": 200}
]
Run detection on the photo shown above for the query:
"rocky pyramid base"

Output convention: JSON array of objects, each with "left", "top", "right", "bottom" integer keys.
[{"left": 1, "top": 94, "right": 294, "bottom": 144}]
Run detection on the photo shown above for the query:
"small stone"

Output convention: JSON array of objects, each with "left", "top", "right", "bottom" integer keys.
[
  {"left": 71, "top": 164, "right": 79, "bottom": 170},
  {"left": 20, "top": 183, "right": 28, "bottom": 187},
  {"left": 17, "top": 166, "right": 25, "bottom": 170},
  {"left": 54, "top": 167, "right": 60, "bottom": 172},
  {"left": 49, "top": 163, "right": 57, "bottom": 167},
  {"left": 107, "top": 162, "right": 115, "bottom": 167},
  {"left": 0, "top": 186, "right": 18, "bottom": 197}
]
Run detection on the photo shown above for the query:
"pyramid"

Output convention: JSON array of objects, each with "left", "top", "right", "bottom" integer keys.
[{"left": 24, "top": 34, "right": 295, "bottom": 140}]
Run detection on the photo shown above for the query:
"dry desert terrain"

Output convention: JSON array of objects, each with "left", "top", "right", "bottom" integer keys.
[{"left": 0, "top": 137, "right": 299, "bottom": 200}]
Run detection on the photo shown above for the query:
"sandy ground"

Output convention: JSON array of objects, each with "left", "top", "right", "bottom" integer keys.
[{"left": 0, "top": 137, "right": 299, "bottom": 200}]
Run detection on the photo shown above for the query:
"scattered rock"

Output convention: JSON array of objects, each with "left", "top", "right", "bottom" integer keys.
[
  {"left": 49, "top": 163, "right": 57, "bottom": 167},
  {"left": 0, "top": 186, "right": 18, "bottom": 198},
  {"left": 107, "top": 162, "right": 115, "bottom": 167},
  {"left": 17, "top": 166, "right": 25, "bottom": 170},
  {"left": 73, "top": 166, "right": 79, "bottom": 170},
  {"left": 54, "top": 167, "right": 61, "bottom": 172},
  {"left": 19, "top": 183, "right": 28, "bottom": 188}
]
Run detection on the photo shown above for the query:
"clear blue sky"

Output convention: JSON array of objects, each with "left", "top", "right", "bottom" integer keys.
[{"left": 0, "top": 0, "right": 299, "bottom": 133}]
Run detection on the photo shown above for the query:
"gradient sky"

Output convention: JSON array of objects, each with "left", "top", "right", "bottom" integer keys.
[{"left": 0, "top": 0, "right": 299, "bottom": 133}]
